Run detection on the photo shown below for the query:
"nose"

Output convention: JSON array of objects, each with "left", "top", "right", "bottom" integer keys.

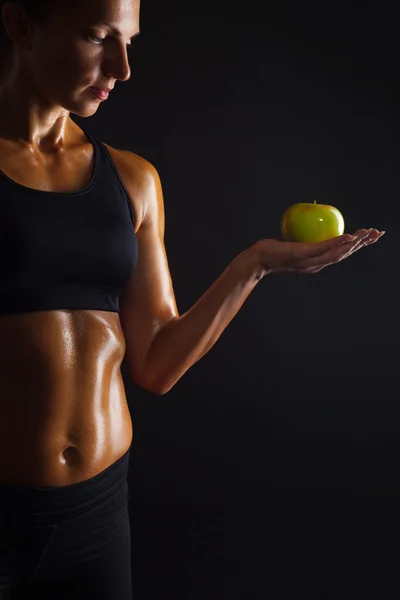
[{"left": 102, "top": 44, "right": 131, "bottom": 83}]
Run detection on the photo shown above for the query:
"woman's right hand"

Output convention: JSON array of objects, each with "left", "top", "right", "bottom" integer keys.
[{"left": 254, "top": 229, "right": 385, "bottom": 275}]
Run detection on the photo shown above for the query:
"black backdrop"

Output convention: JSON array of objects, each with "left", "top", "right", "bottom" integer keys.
[{"left": 75, "top": 1, "right": 399, "bottom": 597}]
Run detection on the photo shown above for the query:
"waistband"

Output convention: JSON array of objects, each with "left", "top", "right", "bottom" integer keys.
[{"left": 0, "top": 447, "right": 131, "bottom": 528}]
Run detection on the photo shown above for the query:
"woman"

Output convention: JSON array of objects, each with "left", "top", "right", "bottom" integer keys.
[{"left": 0, "top": 0, "right": 384, "bottom": 598}]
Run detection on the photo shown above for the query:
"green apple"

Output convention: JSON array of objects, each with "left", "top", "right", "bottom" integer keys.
[{"left": 280, "top": 200, "right": 345, "bottom": 243}]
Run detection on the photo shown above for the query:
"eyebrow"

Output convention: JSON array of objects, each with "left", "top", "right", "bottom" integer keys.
[{"left": 96, "top": 22, "right": 140, "bottom": 40}]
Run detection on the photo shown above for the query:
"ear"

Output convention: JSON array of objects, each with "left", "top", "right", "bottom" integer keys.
[{"left": 1, "top": 2, "right": 35, "bottom": 52}]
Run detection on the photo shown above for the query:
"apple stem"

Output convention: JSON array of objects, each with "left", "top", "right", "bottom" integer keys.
[{"left": 314, "top": 200, "right": 316, "bottom": 204}]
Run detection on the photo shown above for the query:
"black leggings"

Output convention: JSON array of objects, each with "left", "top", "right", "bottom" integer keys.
[{"left": 0, "top": 447, "right": 132, "bottom": 600}]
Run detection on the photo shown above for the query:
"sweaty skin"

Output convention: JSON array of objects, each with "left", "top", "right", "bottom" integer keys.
[
  {"left": 0, "top": 119, "right": 141, "bottom": 487},
  {"left": 0, "top": 0, "right": 384, "bottom": 487}
]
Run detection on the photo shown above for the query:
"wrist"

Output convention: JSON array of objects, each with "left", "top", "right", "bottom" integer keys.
[{"left": 236, "top": 243, "right": 273, "bottom": 281}]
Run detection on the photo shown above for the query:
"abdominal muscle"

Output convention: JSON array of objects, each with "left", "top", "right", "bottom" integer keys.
[{"left": 0, "top": 309, "right": 133, "bottom": 488}]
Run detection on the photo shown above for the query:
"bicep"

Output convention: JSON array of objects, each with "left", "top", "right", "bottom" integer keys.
[{"left": 119, "top": 165, "right": 179, "bottom": 387}]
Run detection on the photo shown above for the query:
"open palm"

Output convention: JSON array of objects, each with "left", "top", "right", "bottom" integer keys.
[{"left": 256, "top": 229, "right": 385, "bottom": 274}]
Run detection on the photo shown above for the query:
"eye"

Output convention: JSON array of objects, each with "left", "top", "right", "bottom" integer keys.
[
  {"left": 90, "top": 35, "right": 106, "bottom": 44},
  {"left": 89, "top": 35, "right": 134, "bottom": 51}
]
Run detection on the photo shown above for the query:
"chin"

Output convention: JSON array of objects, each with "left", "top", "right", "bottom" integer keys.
[
  {"left": 71, "top": 106, "right": 100, "bottom": 118},
  {"left": 64, "top": 98, "right": 101, "bottom": 118}
]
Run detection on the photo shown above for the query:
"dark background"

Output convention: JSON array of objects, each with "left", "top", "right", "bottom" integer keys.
[{"left": 76, "top": 1, "right": 399, "bottom": 597}]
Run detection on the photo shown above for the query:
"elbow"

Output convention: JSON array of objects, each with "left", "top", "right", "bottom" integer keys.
[
  {"left": 134, "top": 370, "right": 175, "bottom": 396},
  {"left": 148, "top": 375, "right": 176, "bottom": 396},
  {"left": 128, "top": 348, "right": 179, "bottom": 396},
  {"left": 144, "top": 382, "right": 174, "bottom": 396},
  {"left": 153, "top": 385, "right": 173, "bottom": 396}
]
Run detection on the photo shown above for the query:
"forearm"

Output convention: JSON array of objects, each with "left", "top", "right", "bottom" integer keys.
[{"left": 143, "top": 244, "right": 270, "bottom": 395}]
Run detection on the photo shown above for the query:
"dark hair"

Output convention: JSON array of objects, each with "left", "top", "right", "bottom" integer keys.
[{"left": 0, "top": 0, "right": 59, "bottom": 82}]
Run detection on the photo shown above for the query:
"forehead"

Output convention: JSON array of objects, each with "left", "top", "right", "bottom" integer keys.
[{"left": 64, "top": 0, "right": 140, "bottom": 33}]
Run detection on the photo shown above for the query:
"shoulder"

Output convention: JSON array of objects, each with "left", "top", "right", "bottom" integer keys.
[{"left": 102, "top": 143, "right": 162, "bottom": 233}]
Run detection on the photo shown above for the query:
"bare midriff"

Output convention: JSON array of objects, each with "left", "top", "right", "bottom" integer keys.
[{"left": 0, "top": 309, "right": 133, "bottom": 487}]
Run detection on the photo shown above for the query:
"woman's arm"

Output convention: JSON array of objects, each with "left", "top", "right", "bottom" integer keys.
[
  {"left": 139, "top": 245, "right": 266, "bottom": 395},
  {"left": 119, "top": 154, "right": 381, "bottom": 395},
  {"left": 119, "top": 156, "right": 267, "bottom": 396}
]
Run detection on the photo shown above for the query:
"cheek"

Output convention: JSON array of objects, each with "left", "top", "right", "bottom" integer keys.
[{"left": 36, "top": 43, "right": 95, "bottom": 86}]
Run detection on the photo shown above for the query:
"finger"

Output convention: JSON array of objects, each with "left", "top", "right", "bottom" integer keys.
[
  {"left": 302, "top": 228, "right": 381, "bottom": 260},
  {"left": 363, "top": 230, "right": 385, "bottom": 245},
  {"left": 297, "top": 234, "right": 357, "bottom": 260},
  {"left": 349, "top": 228, "right": 382, "bottom": 246},
  {"left": 299, "top": 265, "right": 326, "bottom": 274},
  {"left": 298, "top": 229, "right": 383, "bottom": 270},
  {"left": 349, "top": 231, "right": 372, "bottom": 252},
  {"left": 296, "top": 238, "right": 358, "bottom": 269},
  {"left": 347, "top": 229, "right": 383, "bottom": 252},
  {"left": 297, "top": 230, "right": 385, "bottom": 273}
]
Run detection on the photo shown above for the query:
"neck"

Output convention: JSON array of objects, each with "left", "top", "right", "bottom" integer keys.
[{"left": 0, "top": 77, "right": 72, "bottom": 151}]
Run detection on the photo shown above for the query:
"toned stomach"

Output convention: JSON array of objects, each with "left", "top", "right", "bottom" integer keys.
[{"left": 0, "top": 310, "right": 133, "bottom": 488}]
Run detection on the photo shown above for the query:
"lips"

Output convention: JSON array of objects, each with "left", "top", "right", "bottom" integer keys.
[{"left": 90, "top": 88, "right": 110, "bottom": 100}]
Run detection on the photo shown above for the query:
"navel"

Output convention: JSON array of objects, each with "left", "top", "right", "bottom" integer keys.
[{"left": 61, "top": 445, "right": 80, "bottom": 466}]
